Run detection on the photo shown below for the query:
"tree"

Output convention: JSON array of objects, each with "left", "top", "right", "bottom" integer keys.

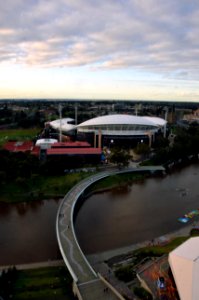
[
  {"left": 115, "top": 265, "right": 136, "bottom": 282},
  {"left": 110, "top": 148, "right": 131, "bottom": 168},
  {"left": 134, "top": 143, "right": 150, "bottom": 156},
  {"left": 134, "top": 286, "right": 153, "bottom": 300},
  {"left": 153, "top": 135, "right": 169, "bottom": 149}
]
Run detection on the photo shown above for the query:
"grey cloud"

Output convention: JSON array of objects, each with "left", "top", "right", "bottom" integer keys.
[{"left": 0, "top": 0, "right": 199, "bottom": 80}]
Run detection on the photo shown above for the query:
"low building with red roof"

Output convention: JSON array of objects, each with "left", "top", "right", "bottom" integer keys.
[{"left": 3, "top": 141, "right": 34, "bottom": 153}]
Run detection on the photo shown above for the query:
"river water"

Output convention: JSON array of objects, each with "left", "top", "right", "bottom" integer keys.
[
  {"left": 0, "top": 199, "right": 62, "bottom": 265},
  {"left": 75, "top": 163, "right": 199, "bottom": 254},
  {"left": 0, "top": 163, "right": 199, "bottom": 265}
]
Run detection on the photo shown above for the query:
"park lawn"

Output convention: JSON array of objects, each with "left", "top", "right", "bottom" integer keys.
[
  {"left": 0, "top": 171, "right": 146, "bottom": 203},
  {"left": 0, "top": 128, "right": 40, "bottom": 146},
  {"left": 13, "top": 266, "right": 75, "bottom": 300},
  {"left": 0, "top": 172, "right": 94, "bottom": 203},
  {"left": 87, "top": 172, "right": 147, "bottom": 193},
  {"left": 133, "top": 236, "right": 189, "bottom": 260}
]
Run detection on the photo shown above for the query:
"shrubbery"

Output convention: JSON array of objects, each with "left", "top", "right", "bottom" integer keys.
[
  {"left": 133, "top": 286, "right": 153, "bottom": 300},
  {"left": 114, "top": 265, "right": 136, "bottom": 282},
  {"left": 0, "top": 267, "right": 17, "bottom": 300}
]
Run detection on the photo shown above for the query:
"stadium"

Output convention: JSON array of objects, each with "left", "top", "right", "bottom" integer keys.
[
  {"left": 76, "top": 114, "right": 167, "bottom": 148},
  {"left": 3, "top": 114, "right": 167, "bottom": 168}
]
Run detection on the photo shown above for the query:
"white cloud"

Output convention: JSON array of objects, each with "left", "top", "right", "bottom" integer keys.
[{"left": 0, "top": 0, "right": 199, "bottom": 83}]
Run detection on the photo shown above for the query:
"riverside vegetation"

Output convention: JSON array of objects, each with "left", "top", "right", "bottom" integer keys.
[
  {"left": 0, "top": 266, "right": 76, "bottom": 300},
  {"left": 1, "top": 125, "right": 199, "bottom": 299},
  {"left": 1, "top": 124, "right": 199, "bottom": 203}
]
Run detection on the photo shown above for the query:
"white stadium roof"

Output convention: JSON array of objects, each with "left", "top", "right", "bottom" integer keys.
[
  {"left": 48, "top": 115, "right": 166, "bottom": 137},
  {"left": 49, "top": 118, "right": 76, "bottom": 132},
  {"left": 143, "top": 116, "right": 167, "bottom": 127},
  {"left": 77, "top": 114, "right": 166, "bottom": 127},
  {"left": 169, "top": 237, "right": 199, "bottom": 300},
  {"left": 76, "top": 114, "right": 166, "bottom": 136}
]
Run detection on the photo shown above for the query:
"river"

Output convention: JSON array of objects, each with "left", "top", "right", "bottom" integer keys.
[
  {"left": 75, "top": 163, "right": 199, "bottom": 254},
  {"left": 0, "top": 199, "right": 62, "bottom": 265},
  {"left": 0, "top": 163, "right": 199, "bottom": 265}
]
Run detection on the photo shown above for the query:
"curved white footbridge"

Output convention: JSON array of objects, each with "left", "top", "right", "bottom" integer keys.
[{"left": 56, "top": 166, "right": 165, "bottom": 300}]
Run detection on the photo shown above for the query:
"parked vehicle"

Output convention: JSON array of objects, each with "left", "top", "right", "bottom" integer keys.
[{"left": 157, "top": 276, "right": 166, "bottom": 289}]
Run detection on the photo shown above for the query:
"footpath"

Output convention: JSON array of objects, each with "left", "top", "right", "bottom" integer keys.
[
  {"left": 0, "top": 259, "right": 64, "bottom": 272},
  {"left": 87, "top": 220, "right": 199, "bottom": 268}
]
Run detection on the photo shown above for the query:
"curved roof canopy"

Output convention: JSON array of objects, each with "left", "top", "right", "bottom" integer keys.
[
  {"left": 77, "top": 114, "right": 166, "bottom": 136},
  {"left": 50, "top": 118, "right": 76, "bottom": 132},
  {"left": 77, "top": 114, "right": 166, "bottom": 127},
  {"left": 143, "top": 116, "right": 167, "bottom": 127}
]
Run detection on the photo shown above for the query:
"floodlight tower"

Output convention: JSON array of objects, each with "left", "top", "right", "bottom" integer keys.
[
  {"left": 164, "top": 107, "right": 168, "bottom": 138},
  {"left": 75, "top": 103, "right": 78, "bottom": 125},
  {"left": 59, "top": 104, "right": 62, "bottom": 142}
]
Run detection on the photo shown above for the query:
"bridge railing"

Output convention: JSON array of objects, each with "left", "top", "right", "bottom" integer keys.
[{"left": 56, "top": 166, "right": 165, "bottom": 283}]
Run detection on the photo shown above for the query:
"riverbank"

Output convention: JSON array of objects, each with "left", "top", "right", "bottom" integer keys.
[
  {"left": 87, "top": 219, "right": 199, "bottom": 268},
  {"left": 1, "top": 219, "right": 195, "bottom": 270},
  {"left": 0, "top": 172, "right": 93, "bottom": 203},
  {"left": 84, "top": 171, "right": 150, "bottom": 198},
  {"left": 0, "top": 165, "right": 160, "bottom": 203},
  {"left": 0, "top": 260, "right": 64, "bottom": 272},
  {"left": 1, "top": 162, "right": 198, "bottom": 267}
]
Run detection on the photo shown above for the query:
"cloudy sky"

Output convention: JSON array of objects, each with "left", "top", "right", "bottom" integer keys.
[{"left": 0, "top": 0, "right": 199, "bottom": 101}]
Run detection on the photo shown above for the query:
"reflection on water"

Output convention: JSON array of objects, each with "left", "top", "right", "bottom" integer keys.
[
  {"left": 75, "top": 163, "right": 199, "bottom": 254},
  {"left": 0, "top": 163, "right": 199, "bottom": 265},
  {"left": 0, "top": 199, "right": 62, "bottom": 265}
]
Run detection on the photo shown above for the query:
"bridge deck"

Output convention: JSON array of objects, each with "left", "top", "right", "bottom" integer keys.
[{"left": 56, "top": 165, "right": 165, "bottom": 298}]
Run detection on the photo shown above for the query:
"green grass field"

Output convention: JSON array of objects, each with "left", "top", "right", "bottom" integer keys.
[
  {"left": 133, "top": 236, "right": 189, "bottom": 258},
  {"left": 0, "top": 172, "right": 95, "bottom": 203},
  {"left": 0, "top": 128, "right": 40, "bottom": 146},
  {"left": 86, "top": 172, "right": 147, "bottom": 193},
  {"left": 13, "top": 266, "right": 75, "bottom": 300}
]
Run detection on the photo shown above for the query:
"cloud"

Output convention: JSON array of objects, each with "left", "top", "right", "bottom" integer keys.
[{"left": 0, "top": 0, "right": 199, "bottom": 81}]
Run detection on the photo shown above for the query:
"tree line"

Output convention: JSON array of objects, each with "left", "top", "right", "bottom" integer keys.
[
  {"left": 0, "top": 124, "right": 199, "bottom": 186},
  {"left": 152, "top": 124, "right": 199, "bottom": 166}
]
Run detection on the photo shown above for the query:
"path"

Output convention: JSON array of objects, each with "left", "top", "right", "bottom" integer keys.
[{"left": 56, "top": 165, "right": 165, "bottom": 299}]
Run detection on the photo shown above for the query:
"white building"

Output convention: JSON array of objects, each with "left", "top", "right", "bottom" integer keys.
[
  {"left": 169, "top": 237, "right": 199, "bottom": 300},
  {"left": 49, "top": 118, "right": 76, "bottom": 133},
  {"left": 35, "top": 138, "right": 58, "bottom": 149},
  {"left": 77, "top": 114, "right": 167, "bottom": 147}
]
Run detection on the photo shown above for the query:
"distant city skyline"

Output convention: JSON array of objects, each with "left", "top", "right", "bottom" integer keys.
[{"left": 0, "top": 0, "right": 199, "bottom": 102}]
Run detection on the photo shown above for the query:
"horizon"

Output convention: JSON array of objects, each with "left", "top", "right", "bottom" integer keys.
[
  {"left": 0, "top": 1, "right": 199, "bottom": 102},
  {"left": 0, "top": 98, "right": 199, "bottom": 105}
]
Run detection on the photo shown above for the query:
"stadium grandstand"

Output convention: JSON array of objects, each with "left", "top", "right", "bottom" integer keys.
[
  {"left": 3, "top": 114, "right": 166, "bottom": 164},
  {"left": 76, "top": 114, "right": 167, "bottom": 147}
]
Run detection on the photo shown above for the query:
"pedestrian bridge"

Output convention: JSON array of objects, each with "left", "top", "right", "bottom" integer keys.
[{"left": 56, "top": 166, "right": 165, "bottom": 299}]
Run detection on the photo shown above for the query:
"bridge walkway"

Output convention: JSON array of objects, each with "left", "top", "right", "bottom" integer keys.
[{"left": 56, "top": 165, "right": 165, "bottom": 299}]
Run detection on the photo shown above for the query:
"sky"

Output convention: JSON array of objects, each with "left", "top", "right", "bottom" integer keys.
[{"left": 0, "top": 0, "right": 199, "bottom": 102}]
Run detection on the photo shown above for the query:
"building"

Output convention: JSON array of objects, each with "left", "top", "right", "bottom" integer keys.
[
  {"left": 35, "top": 138, "right": 58, "bottom": 149},
  {"left": 77, "top": 114, "right": 167, "bottom": 147},
  {"left": 3, "top": 140, "right": 41, "bottom": 157},
  {"left": 3, "top": 139, "right": 101, "bottom": 164},
  {"left": 182, "top": 108, "right": 199, "bottom": 124},
  {"left": 169, "top": 237, "right": 199, "bottom": 300},
  {"left": 49, "top": 117, "right": 76, "bottom": 134},
  {"left": 46, "top": 147, "right": 102, "bottom": 165}
]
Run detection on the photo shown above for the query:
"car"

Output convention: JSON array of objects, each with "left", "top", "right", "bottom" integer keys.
[{"left": 157, "top": 276, "right": 166, "bottom": 289}]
